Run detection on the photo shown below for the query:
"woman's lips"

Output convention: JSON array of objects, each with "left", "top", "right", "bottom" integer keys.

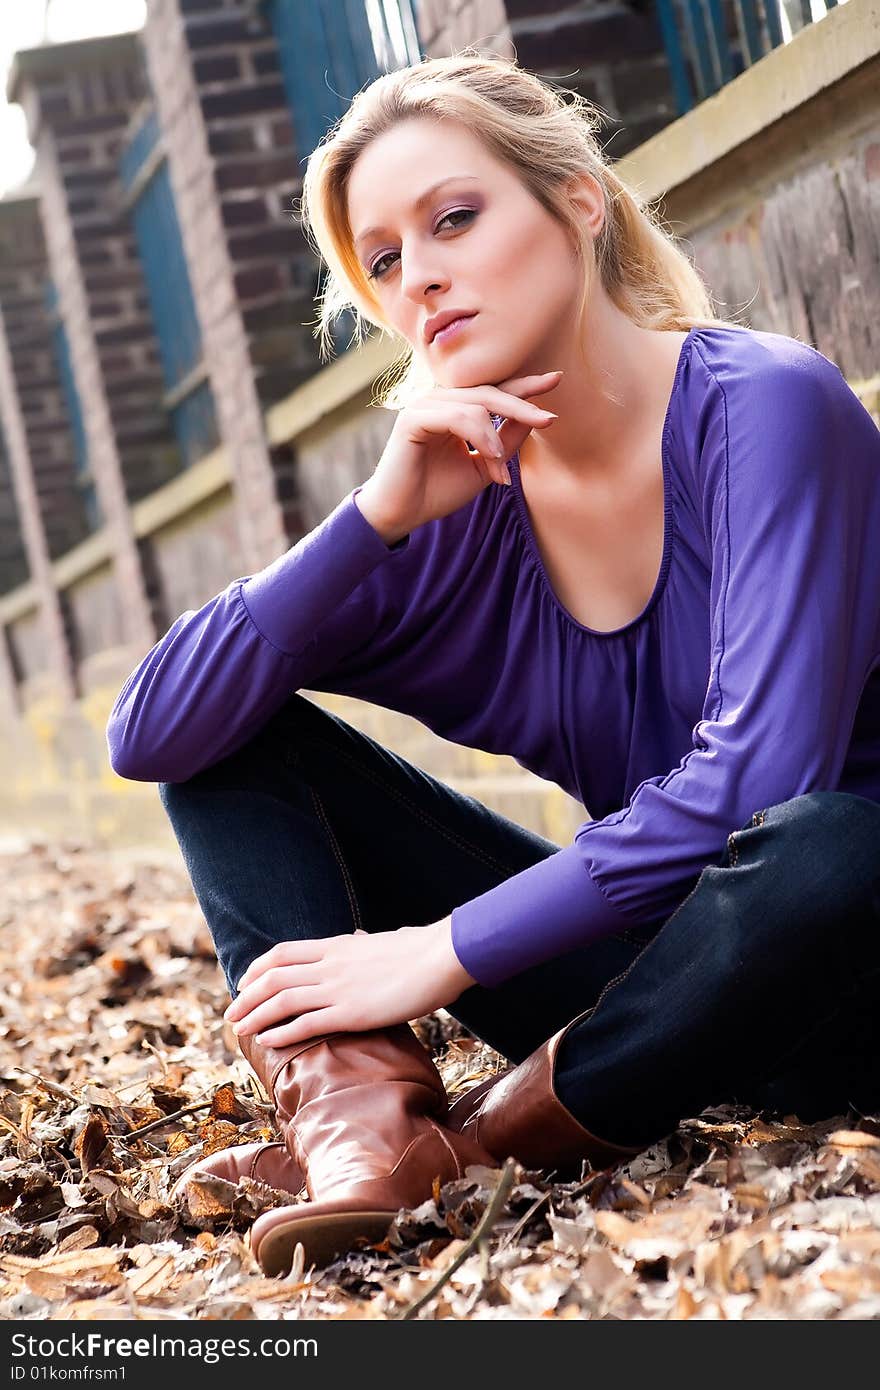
[{"left": 432, "top": 313, "right": 477, "bottom": 345}]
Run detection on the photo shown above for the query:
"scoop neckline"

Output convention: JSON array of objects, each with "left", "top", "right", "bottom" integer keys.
[{"left": 506, "top": 326, "right": 697, "bottom": 639}]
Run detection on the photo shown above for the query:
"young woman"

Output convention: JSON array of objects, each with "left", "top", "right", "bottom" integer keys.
[{"left": 106, "top": 56, "right": 880, "bottom": 1277}]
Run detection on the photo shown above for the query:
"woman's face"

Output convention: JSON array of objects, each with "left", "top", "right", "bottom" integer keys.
[{"left": 346, "top": 117, "right": 592, "bottom": 388}]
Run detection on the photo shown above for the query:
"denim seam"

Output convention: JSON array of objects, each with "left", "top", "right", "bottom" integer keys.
[
  {"left": 309, "top": 785, "right": 363, "bottom": 932},
  {"left": 728, "top": 808, "right": 766, "bottom": 867},
  {"left": 591, "top": 963, "right": 638, "bottom": 1017}
]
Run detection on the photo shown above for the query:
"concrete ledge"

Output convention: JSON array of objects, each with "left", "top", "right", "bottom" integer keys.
[
  {"left": 264, "top": 332, "right": 399, "bottom": 448},
  {"left": 618, "top": 0, "right": 880, "bottom": 201}
]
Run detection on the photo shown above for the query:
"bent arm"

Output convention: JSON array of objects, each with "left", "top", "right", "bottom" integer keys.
[{"left": 106, "top": 488, "right": 409, "bottom": 783}]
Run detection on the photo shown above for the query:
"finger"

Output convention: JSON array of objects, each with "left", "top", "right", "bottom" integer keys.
[
  {"left": 446, "top": 404, "right": 507, "bottom": 482},
  {"left": 497, "top": 370, "right": 564, "bottom": 397},
  {"left": 408, "top": 403, "right": 507, "bottom": 485},
  {"left": 463, "top": 433, "right": 505, "bottom": 485},
  {"left": 230, "top": 974, "right": 324, "bottom": 1026},
  {"left": 232, "top": 983, "right": 328, "bottom": 1036},
  {"left": 494, "top": 414, "right": 538, "bottom": 461},
  {"left": 225, "top": 965, "right": 322, "bottom": 1019},
  {"left": 427, "top": 386, "right": 558, "bottom": 434},
  {"left": 256, "top": 1007, "right": 341, "bottom": 1048},
  {"left": 236, "top": 940, "right": 323, "bottom": 992},
  {"left": 430, "top": 371, "right": 562, "bottom": 404}
]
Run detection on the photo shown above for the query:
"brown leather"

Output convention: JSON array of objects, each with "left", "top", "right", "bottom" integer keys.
[
  {"left": 171, "top": 1030, "right": 312, "bottom": 1204},
  {"left": 446, "top": 1010, "right": 644, "bottom": 1172},
  {"left": 249, "top": 1023, "right": 496, "bottom": 1276},
  {"left": 169, "top": 1140, "right": 303, "bottom": 1202}
]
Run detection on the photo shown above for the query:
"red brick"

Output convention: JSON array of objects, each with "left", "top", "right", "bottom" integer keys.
[
  {"left": 201, "top": 80, "right": 288, "bottom": 120},
  {"left": 234, "top": 264, "right": 284, "bottom": 299},
  {"left": 512, "top": 10, "right": 662, "bottom": 68},
  {"left": 220, "top": 195, "right": 271, "bottom": 228},
  {"left": 193, "top": 53, "right": 242, "bottom": 83}
]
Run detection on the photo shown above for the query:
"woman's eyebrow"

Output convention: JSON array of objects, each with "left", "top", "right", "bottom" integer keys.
[{"left": 354, "top": 175, "right": 481, "bottom": 249}]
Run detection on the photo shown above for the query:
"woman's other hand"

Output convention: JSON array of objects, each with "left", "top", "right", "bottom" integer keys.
[
  {"left": 222, "top": 918, "right": 476, "bottom": 1046},
  {"left": 355, "top": 371, "right": 562, "bottom": 544}
]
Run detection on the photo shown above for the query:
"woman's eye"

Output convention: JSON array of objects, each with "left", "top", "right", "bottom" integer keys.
[
  {"left": 366, "top": 208, "right": 477, "bottom": 281},
  {"left": 436, "top": 208, "right": 476, "bottom": 234}
]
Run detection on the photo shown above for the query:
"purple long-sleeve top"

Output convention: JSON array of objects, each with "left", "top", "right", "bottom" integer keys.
[{"left": 106, "top": 326, "right": 880, "bottom": 987}]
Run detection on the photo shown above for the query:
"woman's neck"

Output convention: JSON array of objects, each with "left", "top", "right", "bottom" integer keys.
[{"left": 517, "top": 301, "right": 686, "bottom": 489}]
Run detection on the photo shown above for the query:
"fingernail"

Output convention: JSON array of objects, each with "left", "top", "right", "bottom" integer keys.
[
  {"left": 503, "top": 463, "right": 512, "bottom": 485},
  {"left": 540, "top": 411, "right": 558, "bottom": 420},
  {"left": 232, "top": 1022, "right": 243, "bottom": 1034}
]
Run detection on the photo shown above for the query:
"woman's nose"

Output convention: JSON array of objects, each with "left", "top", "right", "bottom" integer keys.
[{"left": 399, "top": 251, "right": 449, "bottom": 302}]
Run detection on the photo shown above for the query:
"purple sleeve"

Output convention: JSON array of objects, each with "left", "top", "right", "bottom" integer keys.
[
  {"left": 106, "top": 489, "right": 409, "bottom": 783},
  {"left": 451, "top": 348, "right": 880, "bottom": 986}
]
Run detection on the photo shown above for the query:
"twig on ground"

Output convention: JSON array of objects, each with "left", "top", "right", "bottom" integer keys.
[
  {"left": 10, "top": 1066, "right": 79, "bottom": 1105},
  {"left": 497, "top": 1189, "right": 551, "bottom": 1251},
  {"left": 393, "top": 1158, "right": 517, "bottom": 1321},
  {"left": 119, "top": 1098, "right": 212, "bottom": 1143}
]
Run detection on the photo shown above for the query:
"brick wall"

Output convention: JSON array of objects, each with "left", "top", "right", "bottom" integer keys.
[
  {"left": 145, "top": 0, "right": 328, "bottom": 411},
  {"left": 142, "top": 1, "right": 295, "bottom": 570},
  {"left": 0, "top": 190, "right": 79, "bottom": 704},
  {"left": 8, "top": 36, "right": 160, "bottom": 655},
  {"left": 0, "top": 434, "right": 29, "bottom": 599},
  {"left": 648, "top": 56, "right": 880, "bottom": 386},
  {"left": 295, "top": 398, "right": 395, "bottom": 533},
  {"left": 9, "top": 37, "right": 183, "bottom": 508},
  {"left": 0, "top": 192, "right": 90, "bottom": 569},
  {"left": 416, "top": 0, "right": 676, "bottom": 158},
  {"left": 503, "top": 2, "right": 675, "bottom": 156},
  {"left": 185, "top": 3, "right": 317, "bottom": 410},
  {"left": 151, "top": 490, "right": 244, "bottom": 620}
]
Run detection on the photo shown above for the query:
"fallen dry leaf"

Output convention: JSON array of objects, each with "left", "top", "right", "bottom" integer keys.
[{"left": 0, "top": 835, "right": 877, "bottom": 1320}]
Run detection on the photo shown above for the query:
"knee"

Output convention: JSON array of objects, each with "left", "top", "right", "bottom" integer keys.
[
  {"left": 157, "top": 694, "right": 322, "bottom": 805},
  {"left": 737, "top": 790, "right": 880, "bottom": 915}
]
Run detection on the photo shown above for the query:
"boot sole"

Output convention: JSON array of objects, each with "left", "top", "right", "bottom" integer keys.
[{"left": 252, "top": 1207, "right": 398, "bottom": 1276}]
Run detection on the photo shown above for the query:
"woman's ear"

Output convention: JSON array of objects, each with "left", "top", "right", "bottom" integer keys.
[{"left": 565, "top": 171, "right": 606, "bottom": 241}]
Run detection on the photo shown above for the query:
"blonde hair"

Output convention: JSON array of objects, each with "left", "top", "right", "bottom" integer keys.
[{"left": 298, "top": 52, "right": 743, "bottom": 409}]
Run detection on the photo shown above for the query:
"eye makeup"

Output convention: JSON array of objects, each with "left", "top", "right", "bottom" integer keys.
[{"left": 365, "top": 205, "right": 480, "bottom": 281}]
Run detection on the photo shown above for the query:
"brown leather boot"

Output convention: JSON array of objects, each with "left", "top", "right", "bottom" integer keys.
[
  {"left": 446, "top": 1010, "right": 644, "bottom": 1173},
  {"left": 170, "top": 1031, "right": 306, "bottom": 1202},
  {"left": 249, "top": 1024, "right": 497, "bottom": 1276}
]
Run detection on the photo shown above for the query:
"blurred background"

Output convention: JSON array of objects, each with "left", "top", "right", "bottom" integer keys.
[{"left": 0, "top": 0, "right": 874, "bottom": 852}]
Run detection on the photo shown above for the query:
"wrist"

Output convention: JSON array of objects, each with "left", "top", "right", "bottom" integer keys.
[
  {"left": 432, "top": 915, "right": 477, "bottom": 999},
  {"left": 354, "top": 482, "right": 411, "bottom": 547}
]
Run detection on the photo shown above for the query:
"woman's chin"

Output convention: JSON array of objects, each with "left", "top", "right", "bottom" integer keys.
[{"left": 439, "top": 357, "right": 524, "bottom": 392}]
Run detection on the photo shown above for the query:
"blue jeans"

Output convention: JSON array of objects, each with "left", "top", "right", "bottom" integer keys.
[{"left": 158, "top": 693, "right": 880, "bottom": 1148}]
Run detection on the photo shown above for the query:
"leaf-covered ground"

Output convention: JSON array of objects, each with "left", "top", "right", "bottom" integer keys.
[{"left": 1, "top": 835, "right": 878, "bottom": 1321}]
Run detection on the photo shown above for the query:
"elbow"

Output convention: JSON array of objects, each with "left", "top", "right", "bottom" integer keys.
[
  {"left": 106, "top": 723, "right": 197, "bottom": 785},
  {"left": 107, "top": 738, "right": 149, "bottom": 783},
  {"left": 106, "top": 717, "right": 158, "bottom": 783}
]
